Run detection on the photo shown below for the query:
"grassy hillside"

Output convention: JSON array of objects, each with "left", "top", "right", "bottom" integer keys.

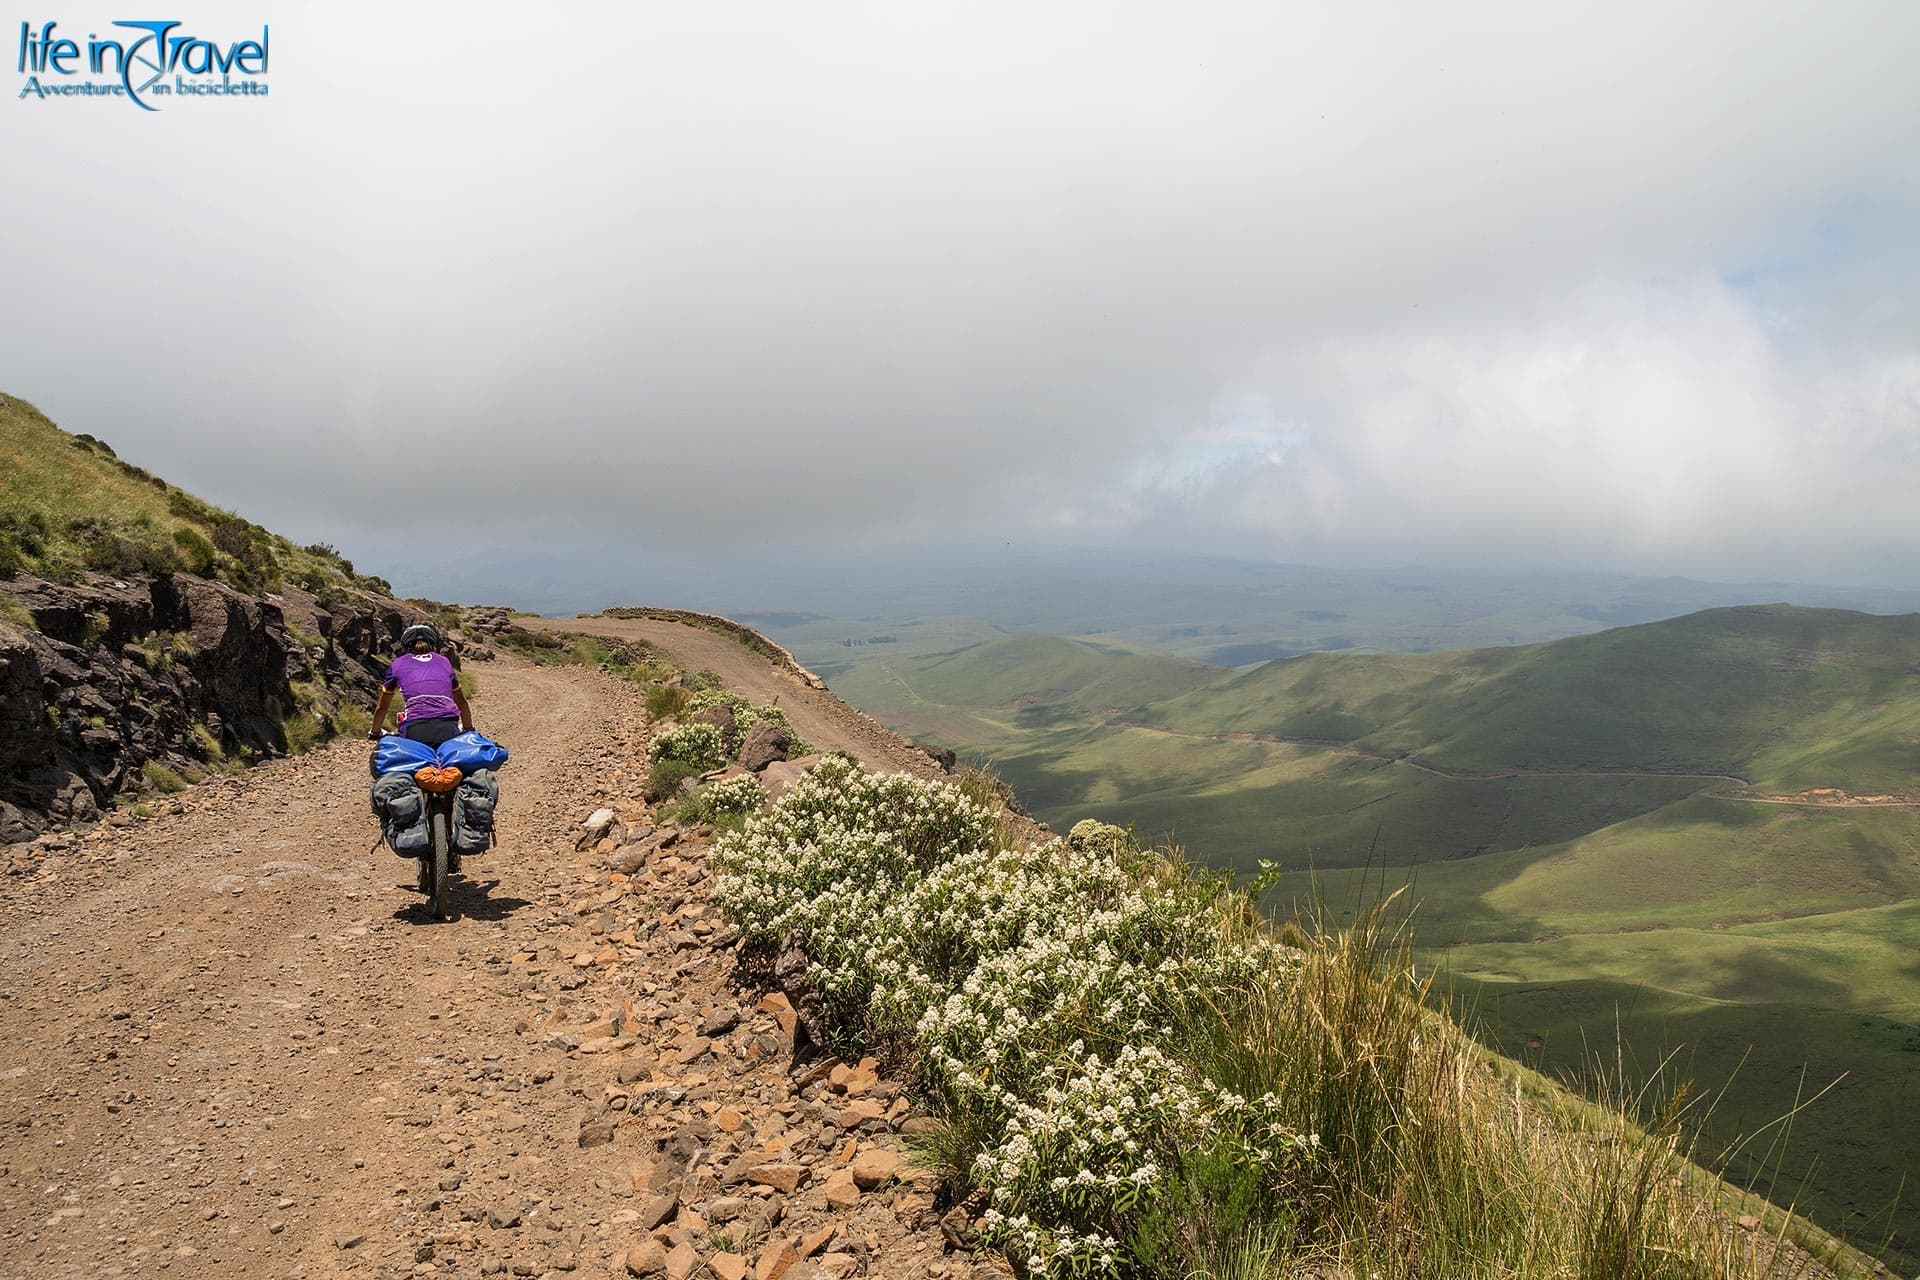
[
  {"left": 1139, "top": 604, "right": 1920, "bottom": 783},
  {"left": 814, "top": 605, "right": 1920, "bottom": 1269},
  {"left": 830, "top": 631, "right": 1219, "bottom": 714},
  {"left": 0, "top": 393, "right": 389, "bottom": 601}
]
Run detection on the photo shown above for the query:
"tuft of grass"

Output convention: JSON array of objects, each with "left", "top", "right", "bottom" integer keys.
[
  {"left": 189, "top": 722, "right": 224, "bottom": 761},
  {"left": 282, "top": 712, "right": 324, "bottom": 755},
  {"left": 140, "top": 760, "right": 187, "bottom": 794},
  {"left": 0, "top": 593, "right": 34, "bottom": 631},
  {"left": 645, "top": 682, "right": 692, "bottom": 720},
  {"left": 332, "top": 705, "right": 370, "bottom": 739},
  {"left": 80, "top": 609, "right": 111, "bottom": 648},
  {"left": 134, "top": 627, "right": 194, "bottom": 672}
]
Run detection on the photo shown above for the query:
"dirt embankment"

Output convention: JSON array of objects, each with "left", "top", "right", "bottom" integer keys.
[
  {"left": 517, "top": 613, "right": 948, "bottom": 782},
  {"left": 0, "top": 641, "right": 1001, "bottom": 1280}
]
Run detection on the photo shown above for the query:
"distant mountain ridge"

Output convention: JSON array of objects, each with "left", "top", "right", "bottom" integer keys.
[{"left": 384, "top": 538, "right": 1920, "bottom": 660}]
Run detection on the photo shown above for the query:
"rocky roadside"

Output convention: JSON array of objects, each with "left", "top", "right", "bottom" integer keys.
[{"left": 531, "top": 808, "right": 996, "bottom": 1280}]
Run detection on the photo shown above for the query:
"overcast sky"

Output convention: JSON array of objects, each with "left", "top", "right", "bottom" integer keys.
[{"left": 6, "top": 2, "right": 1919, "bottom": 590}]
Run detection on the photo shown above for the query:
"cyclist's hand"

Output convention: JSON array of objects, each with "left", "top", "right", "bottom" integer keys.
[{"left": 365, "top": 729, "right": 381, "bottom": 741}]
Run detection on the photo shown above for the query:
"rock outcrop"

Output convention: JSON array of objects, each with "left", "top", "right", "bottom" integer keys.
[{"left": 0, "top": 570, "right": 432, "bottom": 842}]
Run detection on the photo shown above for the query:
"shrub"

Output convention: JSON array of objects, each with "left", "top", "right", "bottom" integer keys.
[
  {"left": 644, "top": 757, "right": 703, "bottom": 803},
  {"left": 684, "top": 689, "right": 813, "bottom": 755},
  {"left": 81, "top": 609, "right": 112, "bottom": 648},
  {"left": 172, "top": 526, "right": 217, "bottom": 576},
  {"left": 646, "top": 722, "right": 727, "bottom": 772},
  {"left": 303, "top": 542, "right": 352, "bottom": 572},
  {"left": 166, "top": 488, "right": 215, "bottom": 522},
  {"left": 666, "top": 773, "right": 765, "bottom": 825},
  {"left": 712, "top": 759, "right": 1286, "bottom": 1266},
  {"left": 74, "top": 521, "right": 181, "bottom": 576},
  {"left": 209, "top": 516, "right": 278, "bottom": 590}
]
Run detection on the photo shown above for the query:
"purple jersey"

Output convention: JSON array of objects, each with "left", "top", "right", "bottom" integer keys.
[{"left": 384, "top": 652, "right": 460, "bottom": 724}]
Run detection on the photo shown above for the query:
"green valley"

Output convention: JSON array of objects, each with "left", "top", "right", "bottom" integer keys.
[{"left": 799, "top": 605, "right": 1920, "bottom": 1268}]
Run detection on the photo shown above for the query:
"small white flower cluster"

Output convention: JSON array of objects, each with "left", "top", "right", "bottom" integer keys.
[
  {"left": 694, "top": 772, "right": 765, "bottom": 817},
  {"left": 711, "top": 757, "right": 1309, "bottom": 1277},
  {"left": 647, "top": 721, "right": 728, "bottom": 771},
  {"left": 974, "top": 1045, "right": 1322, "bottom": 1270}
]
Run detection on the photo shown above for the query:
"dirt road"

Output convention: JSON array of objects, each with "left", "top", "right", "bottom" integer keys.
[{"left": 0, "top": 660, "right": 651, "bottom": 1278}]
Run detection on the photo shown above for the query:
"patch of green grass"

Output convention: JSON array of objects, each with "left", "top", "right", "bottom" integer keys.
[
  {"left": 140, "top": 760, "right": 187, "bottom": 794},
  {"left": 189, "top": 722, "right": 224, "bottom": 761},
  {"left": 489, "top": 622, "right": 677, "bottom": 686},
  {"left": 645, "top": 683, "right": 691, "bottom": 720},
  {"left": 134, "top": 627, "right": 194, "bottom": 672},
  {"left": 282, "top": 712, "right": 324, "bottom": 754},
  {"left": 80, "top": 609, "right": 110, "bottom": 648}
]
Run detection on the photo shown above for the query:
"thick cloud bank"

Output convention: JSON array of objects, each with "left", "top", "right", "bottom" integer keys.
[{"left": 4, "top": 3, "right": 1918, "bottom": 582}]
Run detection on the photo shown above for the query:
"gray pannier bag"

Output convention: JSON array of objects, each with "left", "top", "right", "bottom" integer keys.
[
  {"left": 371, "top": 772, "right": 430, "bottom": 855},
  {"left": 451, "top": 768, "right": 498, "bottom": 854}
]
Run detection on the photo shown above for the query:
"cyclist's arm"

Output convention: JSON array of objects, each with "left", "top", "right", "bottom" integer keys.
[
  {"left": 452, "top": 686, "right": 473, "bottom": 732},
  {"left": 370, "top": 685, "right": 395, "bottom": 735}
]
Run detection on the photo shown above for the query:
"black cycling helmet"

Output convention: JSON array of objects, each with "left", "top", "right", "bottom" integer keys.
[{"left": 398, "top": 622, "right": 441, "bottom": 651}]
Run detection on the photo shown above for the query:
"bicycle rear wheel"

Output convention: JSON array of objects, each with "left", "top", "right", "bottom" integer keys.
[{"left": 428, "top": 810, "right": 451, "bottom": 920}]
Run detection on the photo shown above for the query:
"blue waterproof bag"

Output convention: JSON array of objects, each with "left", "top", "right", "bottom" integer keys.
[
  {"left": 372, "top": 735, "right": 439, "bottom": 776},
  {"left": 435, "top": 731, "right": 510, "bottom": 772}
]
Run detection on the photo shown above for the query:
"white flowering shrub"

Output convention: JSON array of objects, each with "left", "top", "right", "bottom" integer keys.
[
  {"left": 712, "top": 758, "right": 1313, "bottom": 1277},
  {"left": 713, "top": 755, "right": 999, "bottom": 1026},
  {"left": 647, "top": 721, "right": 727, "bottom": 771},
  {"left": 976, "top": 1045, "right": 1322, "bottom": 1275},
  {"left": 694, "top": 772, "right": 766, "bottom": 817}
]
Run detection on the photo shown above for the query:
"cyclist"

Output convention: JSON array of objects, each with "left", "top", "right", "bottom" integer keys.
[{"left": 368, "top": 623, "right": 473, "bottom": 747}]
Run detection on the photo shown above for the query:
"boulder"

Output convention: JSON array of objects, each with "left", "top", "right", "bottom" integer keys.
[
  {"left": 756, "top": 755, "right": 820, "bottom": 800},
  {"left": 0, "top": 799, "right": 40, "bottom": 845},
  {"left": 738, "top": 720, "right": 793, "bottom": 771}
]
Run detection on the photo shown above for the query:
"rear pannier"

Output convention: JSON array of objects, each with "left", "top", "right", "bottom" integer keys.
[
  {"left": 371, "top": 773, "right": 430, "bottom": 855},
  {"left": 452, "top": 769, "right": 499, "bottom": 854}
]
